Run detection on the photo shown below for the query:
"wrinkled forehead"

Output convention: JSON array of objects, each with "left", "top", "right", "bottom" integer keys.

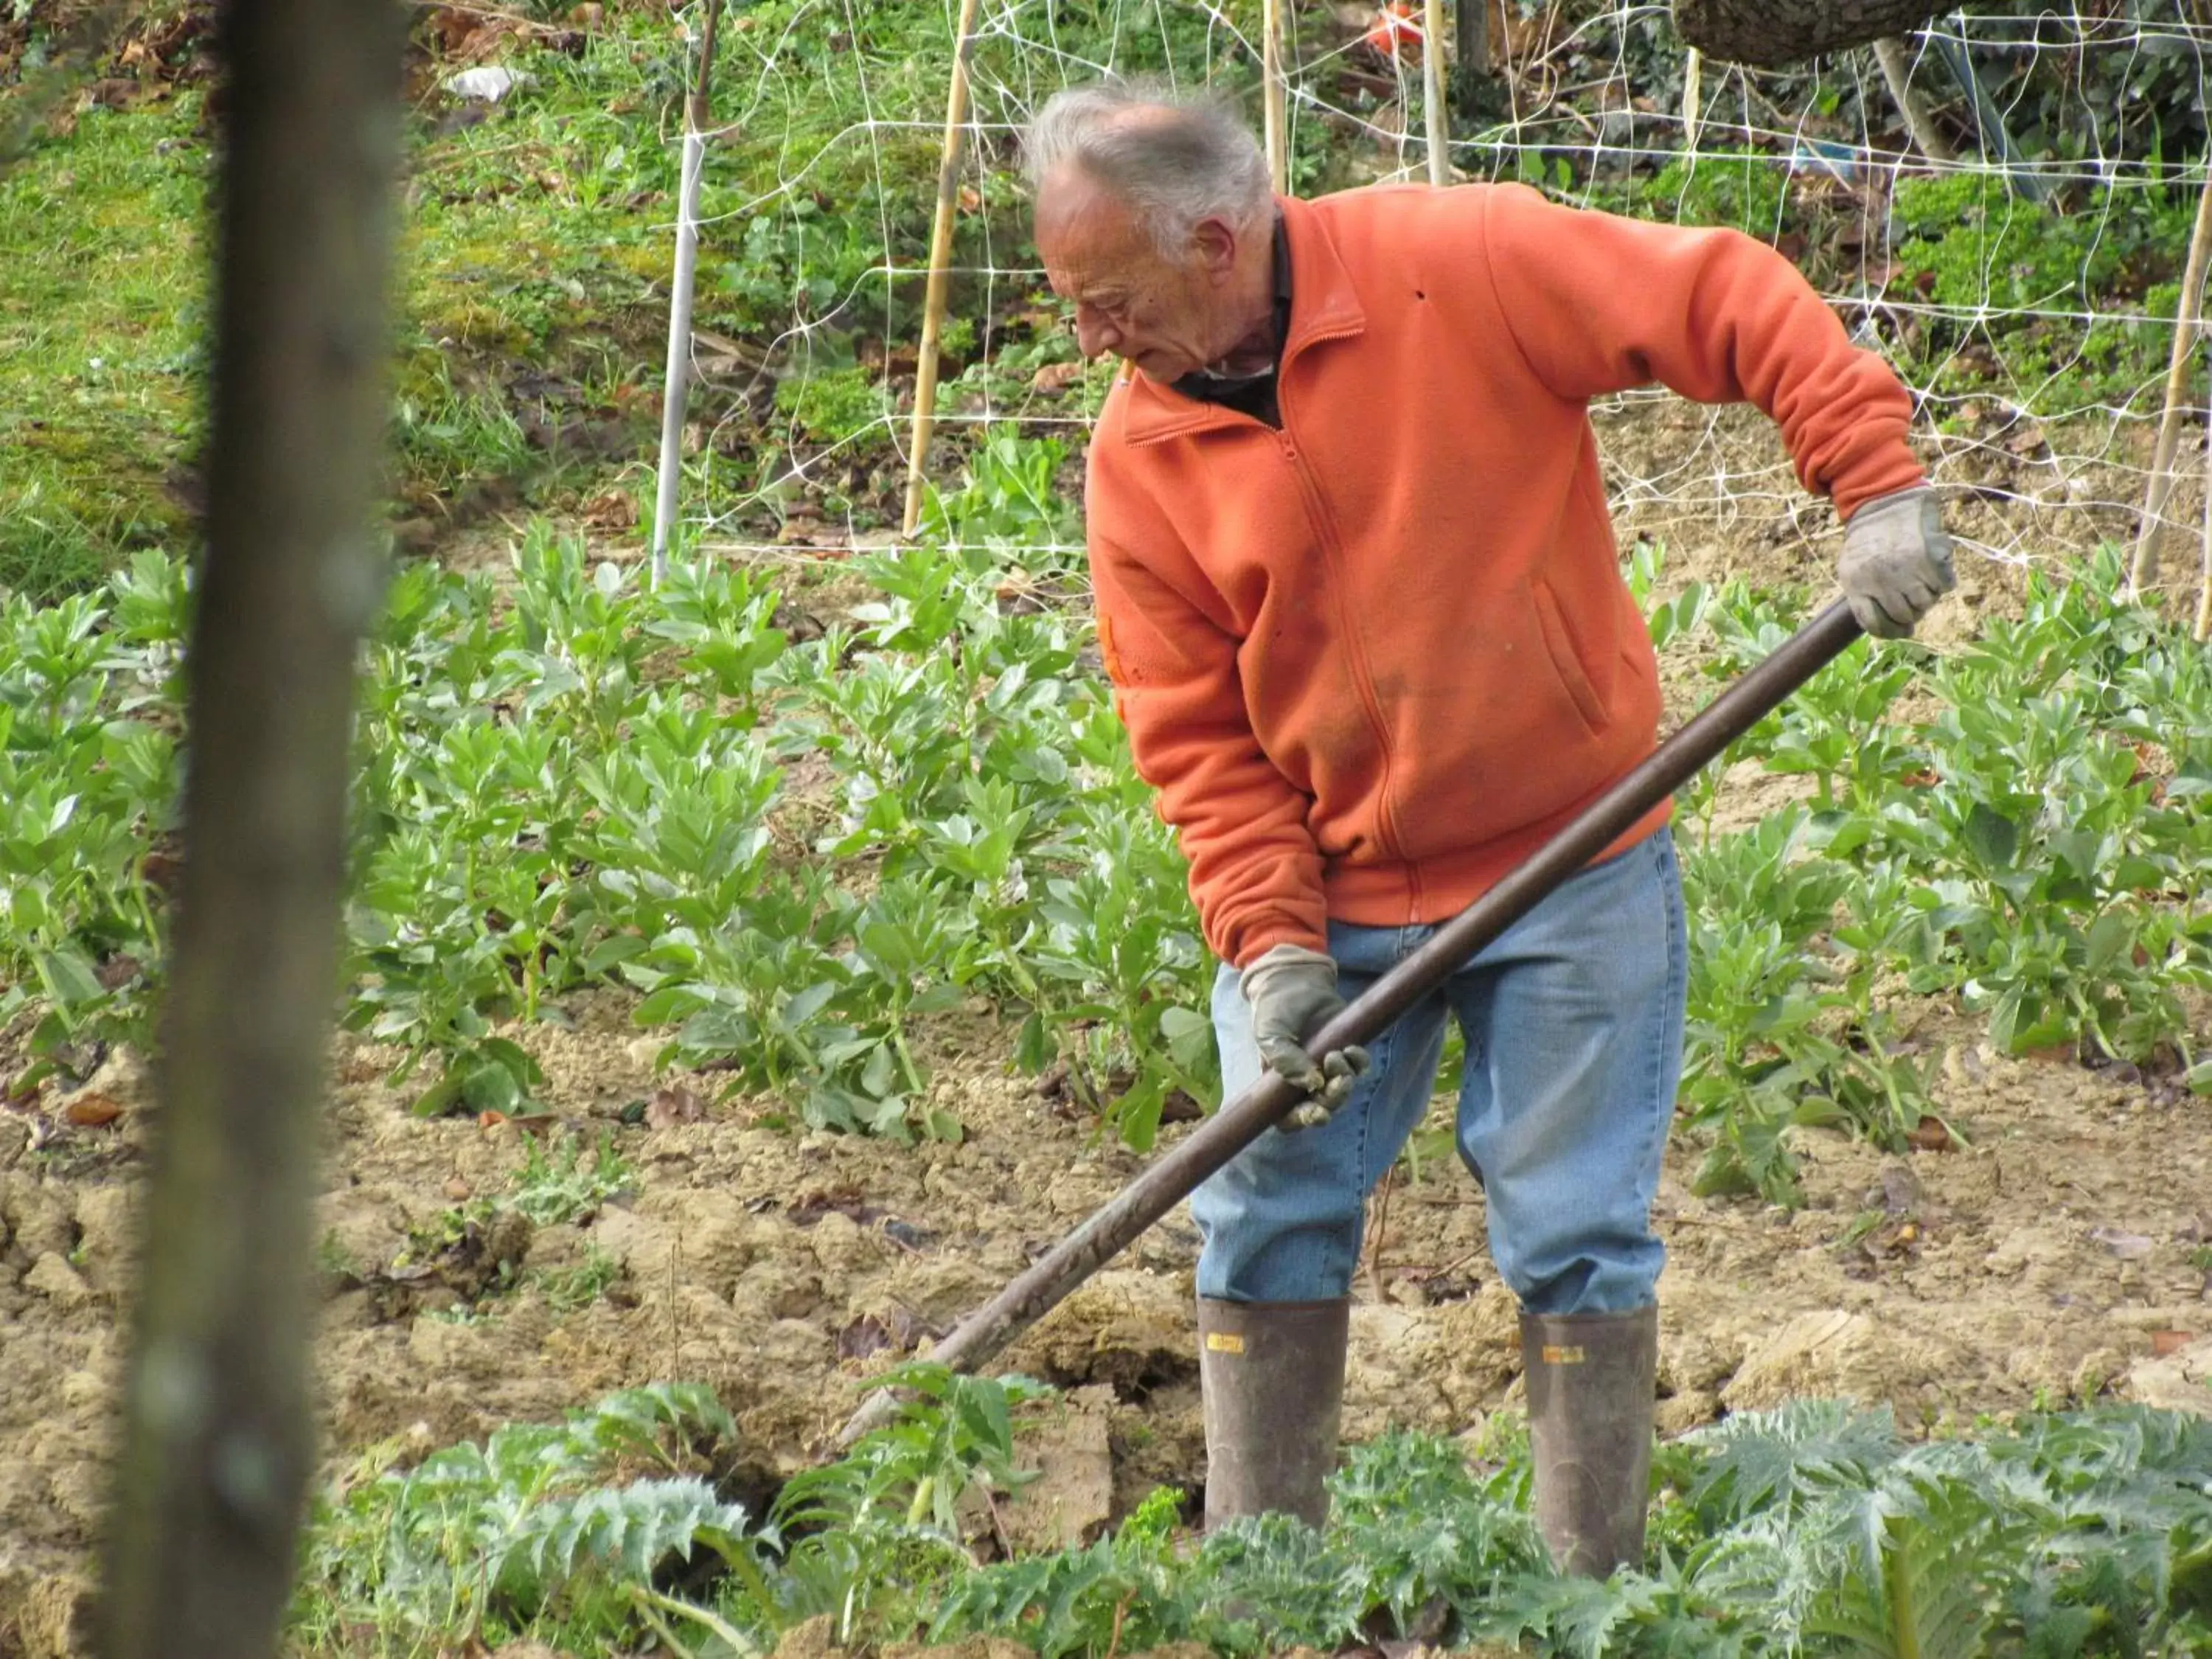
[{"left": 1034, "top": 164, "right": 1160, "bottom": 299}]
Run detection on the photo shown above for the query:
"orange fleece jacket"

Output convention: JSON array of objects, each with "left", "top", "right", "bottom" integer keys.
[{"left": 1085, "top": 182, "right": 1925, "bottom": 968}]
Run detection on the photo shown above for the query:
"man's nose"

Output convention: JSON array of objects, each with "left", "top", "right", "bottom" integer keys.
[{"left": 1074, "top": 307, "right": 1119, "bottom": 360}]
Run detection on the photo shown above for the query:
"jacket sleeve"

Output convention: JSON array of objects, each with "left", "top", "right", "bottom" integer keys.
[
  {"left": 1475, "top": 184, "right": 1924, "bottom": 520},
  {"left": 1088, "top": 526, "right": 1329, "bottom": 968}
]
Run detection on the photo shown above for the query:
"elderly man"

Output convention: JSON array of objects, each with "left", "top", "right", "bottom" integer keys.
[{"left": 1023, "top": 84, "right": 1951, "bottom": 1574}]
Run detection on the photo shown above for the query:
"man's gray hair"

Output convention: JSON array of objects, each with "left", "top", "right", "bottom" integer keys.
[{"left": 1023, "top": 82, "right": 1273, "bottom": 254}]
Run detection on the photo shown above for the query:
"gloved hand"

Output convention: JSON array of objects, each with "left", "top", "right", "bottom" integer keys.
[
  {"left": 1839, "top": 484, "right": 1955, "bottom": 639},
  {"left": 1239, "top": 944, "right": 1370, "bottom": 1130}
]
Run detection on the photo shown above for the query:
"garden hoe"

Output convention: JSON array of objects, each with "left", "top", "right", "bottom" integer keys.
[{"left": 838, "top": 599, "right": 1866, "bottom": 1446}]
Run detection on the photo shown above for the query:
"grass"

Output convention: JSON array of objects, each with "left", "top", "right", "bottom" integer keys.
[
  {"left": 0, "top": 1, "right": 1267, "bottom": 594},
  {"left": 0, "top": 91, "right": 206, "bottom": 596}
]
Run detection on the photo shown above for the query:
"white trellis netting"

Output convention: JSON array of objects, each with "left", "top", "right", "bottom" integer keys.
[{"left": 657, "top": 0, "right": 2212, "bottom": 617}]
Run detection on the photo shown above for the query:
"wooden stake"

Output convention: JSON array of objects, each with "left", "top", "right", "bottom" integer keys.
[
  {"left": 650, "top": 0, "right": 723, "bottom": 586},
  {"left": 2130, "top": 156, "right": 2212, "bottom": 600},
  {"left": 2199, "top": 406, "right": 2212, "bottom": 640},
  {"left": 1683, "top": 46, "right": 1701, "bottom": 156},
  {"left": 1872, "top": 35, "right": 1955, "bottom": 163},
  {"left": 1422, "top": 0, "right": 1449, "bottom": 185},
  {"left": 1262, "top": 0, "right": 1288, "bottom": 194},
  {"left": 901, "top": 0, "right": 984, "bottom": 539}
]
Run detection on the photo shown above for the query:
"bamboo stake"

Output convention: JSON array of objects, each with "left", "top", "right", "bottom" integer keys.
[
  {"left": 1422, "top": 0, "right": 1448, "bottom": 185},
  {"left": 2130, "top": 157, "right": 2212, "bottom": 600},
  {"left": 650, "top": 0, "right": 722, "bottom": 588},
  {"left": 900, "top": 0, "right": 984, "bottom": 539},
  {"left": 1262, "top": 0, "right": 1288, "bottom": 194}
]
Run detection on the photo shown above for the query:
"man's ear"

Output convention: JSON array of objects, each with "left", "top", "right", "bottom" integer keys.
[{"left": 1191, "top": 215, "right": 1239, "bottom": 280}]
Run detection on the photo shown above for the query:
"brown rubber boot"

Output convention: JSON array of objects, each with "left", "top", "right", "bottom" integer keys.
[
  {"left": 1197, "top": 1296, "right": 1351, "bottom": 1529},
  {"left": 1520, "top": 1304, "right": 1659, "bottom": 1577}
]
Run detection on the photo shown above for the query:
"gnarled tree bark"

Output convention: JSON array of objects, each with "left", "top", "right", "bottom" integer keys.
[
  {"left": 1674, "top": 0, "right": 1952, "bottom": 66},
  {"left": 96, "top": 2, "right": 402, "bottom": 1656}
]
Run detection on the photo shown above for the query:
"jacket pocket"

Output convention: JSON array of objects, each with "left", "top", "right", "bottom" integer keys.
[{"left": 1531, "top": 579, "right": 1609, "bottom": 734}]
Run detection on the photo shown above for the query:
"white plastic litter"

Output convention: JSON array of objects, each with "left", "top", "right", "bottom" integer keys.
[{"left": 443, "top": 66, "right": 532, "bottom": 103}]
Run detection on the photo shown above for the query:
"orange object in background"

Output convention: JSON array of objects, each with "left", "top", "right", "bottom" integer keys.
[{"left": 1363, "top": 1, "right": 1426, "bottom": 61}]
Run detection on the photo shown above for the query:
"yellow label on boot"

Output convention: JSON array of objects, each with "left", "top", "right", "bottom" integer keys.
[
  {"left": 1540, "top": 1344, "right": 1587, "bottom": 1365},
  {"left": 1205, "top": 1332, "right": 1246, "bottom": 1354}
]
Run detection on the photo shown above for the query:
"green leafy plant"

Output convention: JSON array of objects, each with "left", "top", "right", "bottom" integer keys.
[{"left": 293, "top": 1383, "right": 751, "bottom": 1652}]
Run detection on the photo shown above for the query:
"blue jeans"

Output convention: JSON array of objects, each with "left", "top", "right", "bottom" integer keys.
[{"left": 1192, "top": 828, "right": 1687, "bottom": 1315}]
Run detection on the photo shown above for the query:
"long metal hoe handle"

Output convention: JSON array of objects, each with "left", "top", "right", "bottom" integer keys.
[{"left": 838, "top": 600, "right": 1865, "bottom": 1443}]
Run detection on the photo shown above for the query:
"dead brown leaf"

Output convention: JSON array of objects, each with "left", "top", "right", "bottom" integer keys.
[
  {"left": 582, "top": 490, "right": 637, "bottom": 530},
  {"left": 644, "top": 1084, "right": 705, "bottom": 1129},
  {"left": 837, "top": 1312, "right": 892, "bottom": 1360},
  {"left": 94, "top": 953, "right": 142, "bottom": 991},
  {"left": 64, "top": 1093, "right": 124, "bottom": 1128},
  {"left": 1904, "top": 1115, "right": 1955, "bottom": 1153},
  {"left": 80, "top": 77, "right": 141, "bottom": 109},
  {"left": 790, "top": 1185, "right": 882, "bottom": 1227},
  {"left": 2152, "top": 1329, "right": 2197, "bottom": 1357}
]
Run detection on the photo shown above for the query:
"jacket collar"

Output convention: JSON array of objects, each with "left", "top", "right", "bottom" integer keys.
[{"left": 1115, "top": 192, "right": 1368, "bottom": 448}]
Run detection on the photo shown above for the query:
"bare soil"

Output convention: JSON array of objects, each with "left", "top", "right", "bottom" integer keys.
[
  {"left": 6, "top": 984, "right": 2209, "bottom": 1656},
  {"left": 4, "top": 405, "right": 2208, "bottom": 1657}
]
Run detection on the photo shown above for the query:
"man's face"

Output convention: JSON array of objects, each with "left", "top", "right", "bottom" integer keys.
[{"left": 1035, "top": 167, "right": 1234, "bottom": 383}]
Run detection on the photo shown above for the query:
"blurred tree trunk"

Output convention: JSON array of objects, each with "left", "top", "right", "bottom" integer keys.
[
  {"left": 96, "top": 3, "right": 403, "bottom": 1657},
  {"left": 1675, "top": 0, "right": 1952, "bottom": 66}
]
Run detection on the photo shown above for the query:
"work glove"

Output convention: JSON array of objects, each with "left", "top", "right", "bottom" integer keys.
[
  {"left": 1239, "top": 944, "right": 1370, "bottom": 1130},
  {"left": 1838, "top": 484, "right": 1955, "bottom": 639}
]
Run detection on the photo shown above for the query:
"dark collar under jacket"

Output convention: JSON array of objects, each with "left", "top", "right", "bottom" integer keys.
[{"left": 1121, "top": 193, "right": 1368, "bottom": 446}]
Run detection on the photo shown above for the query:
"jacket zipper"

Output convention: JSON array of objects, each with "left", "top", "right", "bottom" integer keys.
[{"left": 1273, "top": 362, "right": 1416, "bottom": 888}]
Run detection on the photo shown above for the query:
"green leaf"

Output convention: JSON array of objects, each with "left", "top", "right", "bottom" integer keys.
[
  {"left": 783, "top": 979, "right": 840, "bottom": 1027},
  {"left": 633, "top": 985, "right": 701, "bottom": 1025},
  {"left": 477, "top": 1036, "right": 545, "bottom": 1088},
  {"left": 1015, "top": 1009, "right": 1055, "bottom": 1074},
  {"left": 2084, "top": 910, "right": 2135, "bottom": 973},
  {"left": 958, "top": 1379, "right": 1015, "bottom": 1459},
  {"left": 1161, "top": 1004, "right": 1214, "bottom": 1077},
  {"left": 462, "top": 1060, "right": 522, "bottom": 1116},
  {"left": 34, "top": 947, "right": 104, "bottom": 1012},
  {"left": 1959, "top": 803, "right": 2020, "bottom": 871},
  {"left": 860, "top": 920, "right": 918, "bottom": 975},
  {"left": 865, "top": 1092, "right": 912, "bottom": 1142},
  {"left": 860, "top": 1042, "right": 897, "bottom": 1099},
  {"left": 584, "top": 934, "right": 649, "bottom": 975},
  {"left": 2049, "top": 829, "right": 2104, "bottom": 882},
  {"left": 1113, "top": 1073, "right": 1166, "bottom": 1153},
  {"left": 411, "top": 1069, "right": 470, "bottom": 1119}
]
